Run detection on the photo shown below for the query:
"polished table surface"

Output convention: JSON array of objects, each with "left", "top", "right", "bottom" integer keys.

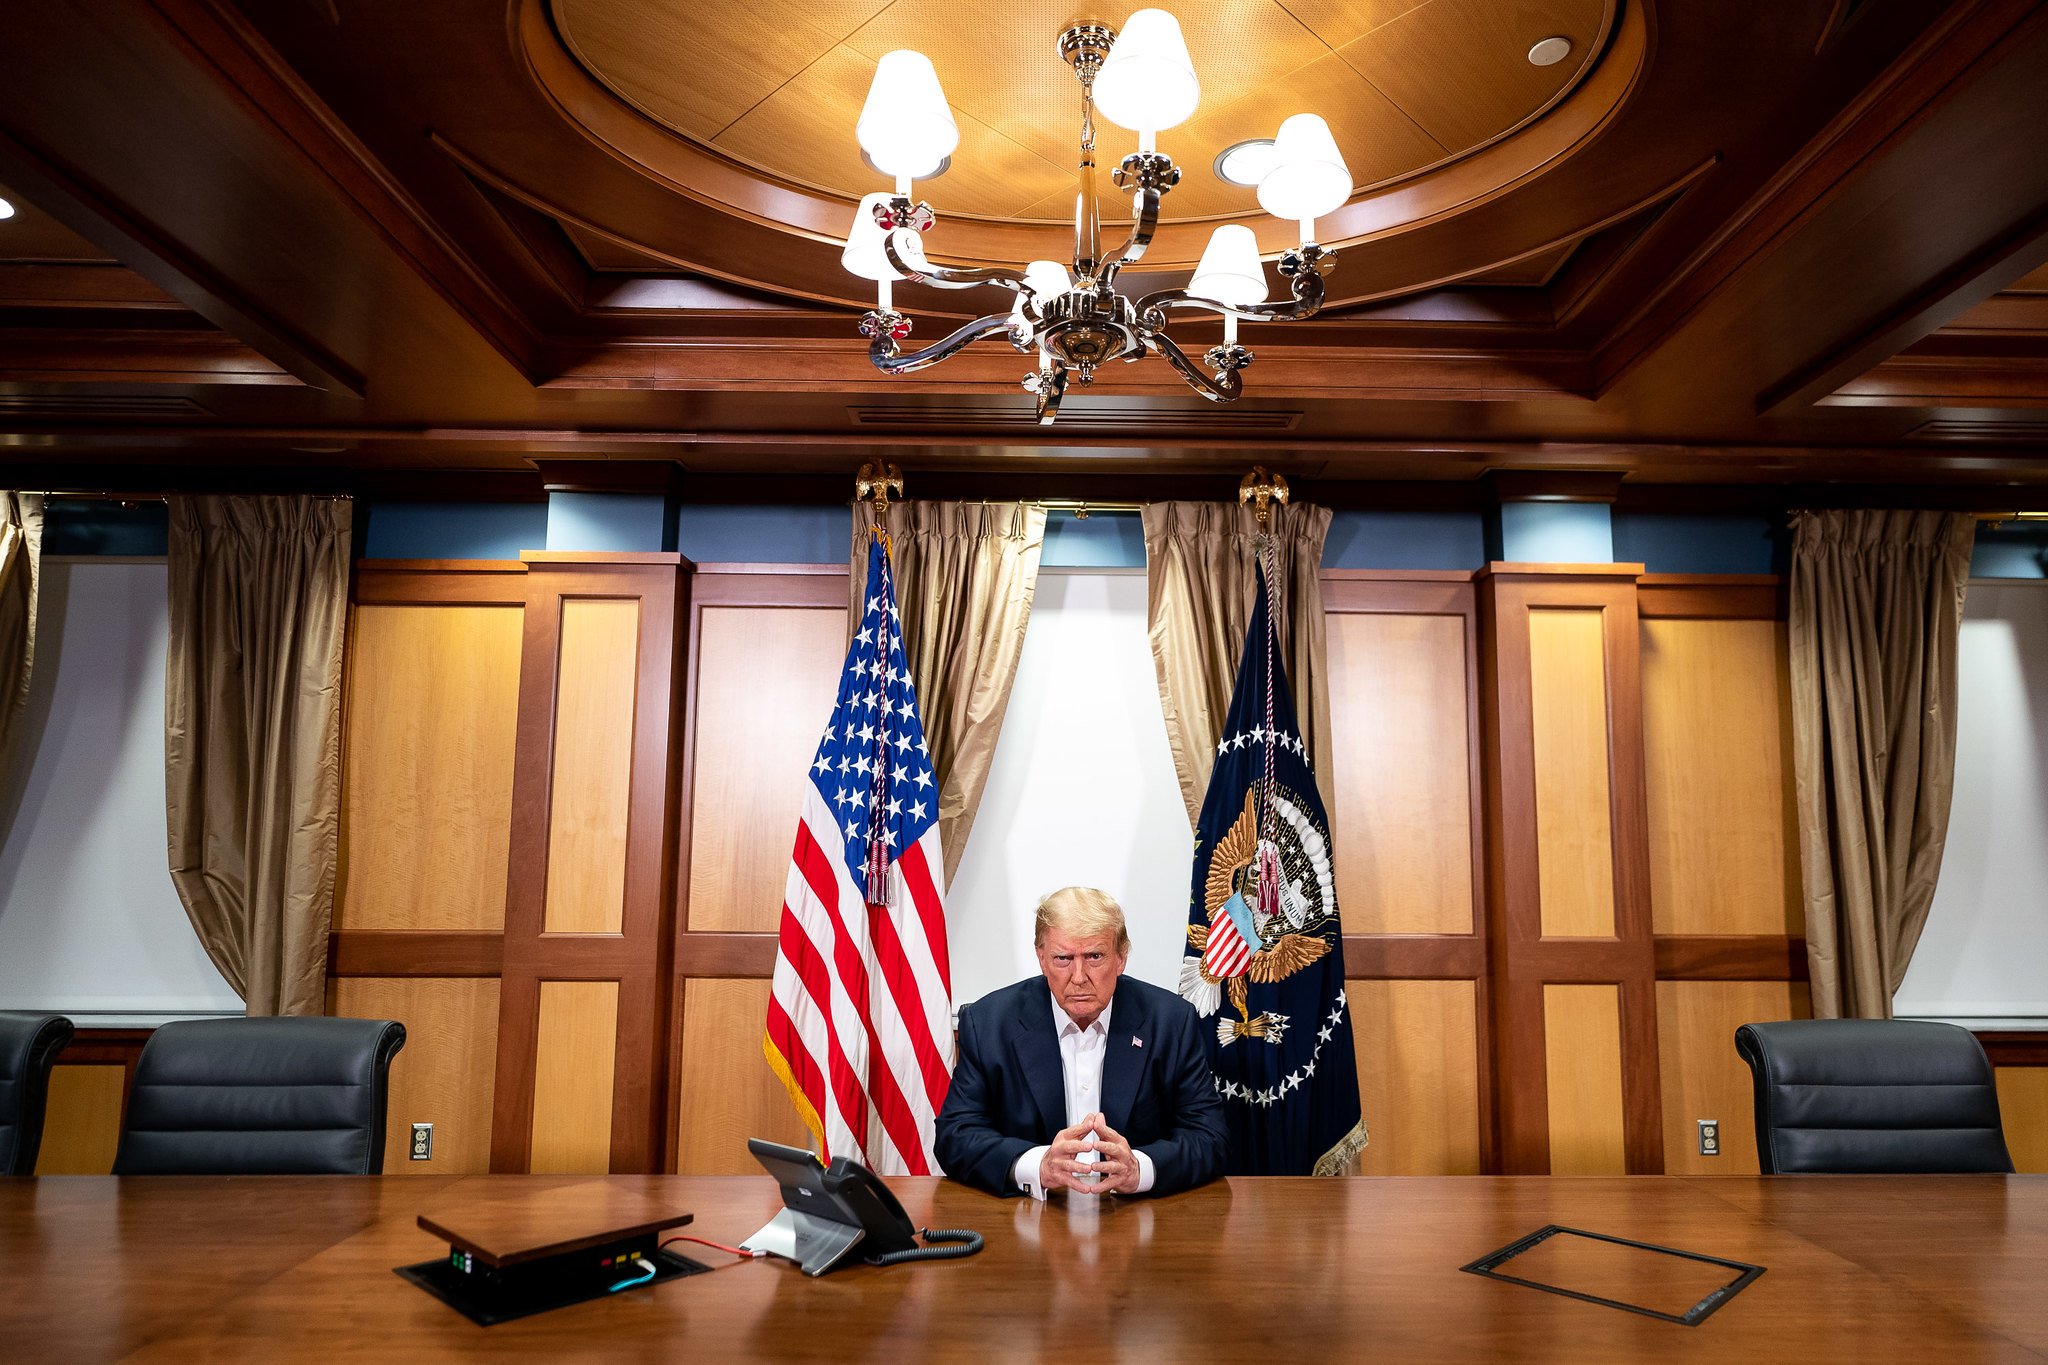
[{"left": 2, "top": 1174, "right": 2045, "bottom": 1361}]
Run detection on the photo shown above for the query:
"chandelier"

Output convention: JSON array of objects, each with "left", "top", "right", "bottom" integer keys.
[{"left": 839, "top": 9, "right": 1354, "bottom": 423}]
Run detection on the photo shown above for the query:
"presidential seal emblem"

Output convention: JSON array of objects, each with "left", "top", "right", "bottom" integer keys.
[{"left": 1178, "top": 779, "right": 1339, "bottom": 1046}]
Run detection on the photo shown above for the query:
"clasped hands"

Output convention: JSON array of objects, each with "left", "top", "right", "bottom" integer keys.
[{"left": 1036, "top": 1113, "right": 1140, "bottom": 1196}]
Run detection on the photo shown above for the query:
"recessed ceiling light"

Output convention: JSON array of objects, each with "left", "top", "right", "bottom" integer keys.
[
  {"left": 0, "top": 198, "right": 15, "bottom": 220},
  {"left": 1213, "top": 138, "right": 1276, "bottom": 188},
  {"left": 1527, "top": 36, "right": 1572, "bottom": 67}
]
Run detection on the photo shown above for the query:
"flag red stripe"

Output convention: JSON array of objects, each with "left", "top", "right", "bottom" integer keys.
[
  {"left": 765, "top": 993, "right": 825, "bottom": 1134},
  {"left": 866, "top": 889, "right": 952, "bottom": 1118},
  {"left": 898, "top": 839, "right": 951, "bottom": 995},
  {"left": 794, "top": 823, "right": 929, "bottom": 1173},
  {"left": 778, "top": 899, "right": 871, "bottom": 1156},
  {"left": 778, "top": 831, "right": 873, "bottom": 1155},
  {"left": 1203, "top": 914, "right": 1252, "bottom": 978}
]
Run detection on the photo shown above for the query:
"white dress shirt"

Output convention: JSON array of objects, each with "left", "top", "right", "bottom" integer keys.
[{"left": 1011, "top": 998, "right": 1157, "bottom": 1199}]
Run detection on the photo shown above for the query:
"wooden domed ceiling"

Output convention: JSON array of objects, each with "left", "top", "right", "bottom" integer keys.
[
  {"left": 553, "top": 0, "right": 1607, "bottom": 222},
  {"left": 4, "top": 0, "right": 2048, "bottom": 485}
]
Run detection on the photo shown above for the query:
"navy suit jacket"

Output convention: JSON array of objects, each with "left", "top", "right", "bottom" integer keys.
[{"left": 934, "top": 975, "right": 1228, "bottom": 1197}]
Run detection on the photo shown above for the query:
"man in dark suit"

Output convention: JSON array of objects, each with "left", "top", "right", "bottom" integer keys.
[{"left": 935, "top": 887, "right": 1229, "bottom": 1198}]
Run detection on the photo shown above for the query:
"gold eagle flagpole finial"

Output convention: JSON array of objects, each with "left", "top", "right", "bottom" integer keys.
[
  {"left": 855, "top": 462, "right": 903, "bottom": 550},
  {"left": 1238, "top": 466, "right": 1289, "bottom": 532}
]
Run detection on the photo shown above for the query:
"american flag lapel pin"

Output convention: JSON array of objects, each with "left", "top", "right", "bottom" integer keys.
[{"left": 1133, "top": 1036, "right": 1144, "bottom": 1048}]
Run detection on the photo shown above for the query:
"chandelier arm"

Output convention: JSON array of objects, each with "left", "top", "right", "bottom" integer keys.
[
  {"left": 1136, "top": 247, "right": 1331, "bottom": 325},
  {"left": 879, "top": 229, "right": 1028, "bottom": 293},
  {"left": 1102, "top": 187, "right": 1162, "bottom": 274},
  {"left": 870, "top": 313, "right": 1020, "bottom": 373},
  {"left": 1149, "top": 332, "right": 1244, "bottom": 404},
  {"left": 1031, "top": 363, "right": 1068, "bottom": 424},
  {"left": 1134, "top": 277, "right": 1328, "bottom": 328}
]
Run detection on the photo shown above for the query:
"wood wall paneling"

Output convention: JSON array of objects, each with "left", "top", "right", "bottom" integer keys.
[
  {"left": 685, "top": 605, "right": 846, "bottom": 933},
  {"left": 1326, "top": 613, "right": 1476, "bottom": 936},
  {"left": 1348, "top": 978, "right": 1482, "bottom": 1175},
  {"left": 1543, "top": 983, "right": 1628, "bottom": 1174},
  {"left": 1654, "top": 979, "right": 1811, "bottom": 1175},
  {"left": 337, "top": 603, "right": 523, "bottom": 932},
  {"left": 33, "top": 1065, "right": 127, "bottom": 1175},
  {"left": 332, "top": 976, "right": 502, "bottom": 1174},
  {"left": 1996, "top": 1067, "right": 2048, "bottom": 1174},
  {"left": 542, "top": 598, "right": 641, "bottom": 935},
  {"left": 529, "top": 979, "right": 621, "bottom": 1174},
  {"left": 1641, "top": 618, "right": 1801, "bottom": 936},
  {"left": 1528, "top": 607, "right": 1617, "bottom": 939},
  {"left": 496, "top": 557, "right": 683, "bottom": 1175},
  {"left": 674, "top": 978, "right": 814, "bottom": 1174}
]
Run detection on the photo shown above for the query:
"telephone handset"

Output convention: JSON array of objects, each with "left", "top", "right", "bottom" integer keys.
[{"left": 743, "top": 1138, "right": 983, "bottom": 1276}]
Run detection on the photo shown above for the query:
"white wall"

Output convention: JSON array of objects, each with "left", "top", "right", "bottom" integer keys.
[
  {"left": 0, "top": 560, "right": 241, "bottom": 1023},
  {"left": 944, "top": 570, "right": 1194, "bottom": 1006},
  {"left": 1895, "top": 581, "right": 2048, "bottom": 1023}
]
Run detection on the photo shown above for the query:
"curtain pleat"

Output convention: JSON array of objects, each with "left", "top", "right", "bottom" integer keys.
[
  {"left": 165, "top": 495, "right": 351, "bottom": 1017},
  {"left": 0, "top": 493, "right": 45, "bottom": 786},
  {"left": 1788, "top": 508, "right": 1975, "bottom": 1019},
  {"left": 1143, "top": 500, "right": 1332, "bottom": 827},
  {"left": 849, "top": 500, "right": 1046, "bottom": 885}
]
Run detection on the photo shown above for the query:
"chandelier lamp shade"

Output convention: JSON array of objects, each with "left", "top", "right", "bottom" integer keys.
[
  {"left": 844, "top": 10, "right": 1350, "bottom": 423},
  {"left": 1092, "top": 8, "right": 1201, "bottom": 138}
]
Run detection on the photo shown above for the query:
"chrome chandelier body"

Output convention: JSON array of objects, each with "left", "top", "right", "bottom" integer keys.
[{"left": 843, "top": 15, "right": 1350, "bottom": 424}]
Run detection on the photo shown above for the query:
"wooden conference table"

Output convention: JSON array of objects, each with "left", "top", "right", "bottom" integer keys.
[{"left": 2, "top": 1174, "right": 2043, "bottom": 1361}]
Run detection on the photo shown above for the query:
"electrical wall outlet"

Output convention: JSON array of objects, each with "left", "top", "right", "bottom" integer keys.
[
  {"left": 1697, "top": 1118, "right": 1720, "bottom": 1157},
  {"left": 410, "top": 1123, "right": 433, "bottom": 1161}
]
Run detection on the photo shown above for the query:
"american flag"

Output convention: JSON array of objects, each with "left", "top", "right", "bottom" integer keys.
[{"left": 763, "top": 539, "right": 954, "bottom": 1175}]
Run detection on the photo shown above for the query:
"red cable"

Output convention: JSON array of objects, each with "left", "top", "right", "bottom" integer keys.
[{"left": 661, "top": 1234, "right": 763, "bottom": 1259}]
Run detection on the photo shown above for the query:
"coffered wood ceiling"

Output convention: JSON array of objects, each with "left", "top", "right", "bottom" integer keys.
[
  {"left": 0, "top": 0, "right": 2046, "bottom": 500},
  {"left": 553, "top": 0, "right": 1604, "bottom": 219}
]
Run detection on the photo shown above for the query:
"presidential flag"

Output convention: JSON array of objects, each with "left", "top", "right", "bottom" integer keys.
[
  {"left": 1177, "top": 565, "right": 1367, "bottom": 1175},
  {"left": 764, "top": 538, "right": 954, "bottom": 1175}
]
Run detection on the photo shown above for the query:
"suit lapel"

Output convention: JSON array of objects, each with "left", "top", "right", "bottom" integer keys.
[
  {"left": 1101, "top": 978, "right": 1150, "bottom": 1135},
  {"left": 1013, "top": 983, "right": 1068, "bottom": 1134}
]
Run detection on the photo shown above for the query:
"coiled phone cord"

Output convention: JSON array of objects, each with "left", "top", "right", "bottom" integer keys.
[{"left": 865, "top": 1227, "right": 985, "bottom": 1266}]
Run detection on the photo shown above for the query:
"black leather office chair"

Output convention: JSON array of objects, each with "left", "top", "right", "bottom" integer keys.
[
  {"left": 1735, "top": 1018, "right": 2014, "bottom": 1174},
  {"left": 0, "top": 1012, "right": 75, "bottom": 1175},
  {"left": 113, "top": 1017, "right": 405, "bottom": 1175}
]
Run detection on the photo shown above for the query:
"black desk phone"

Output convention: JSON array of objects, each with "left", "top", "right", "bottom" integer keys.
[{"left": 744, "top": 1138, "right": 983, "bottom": 1275}]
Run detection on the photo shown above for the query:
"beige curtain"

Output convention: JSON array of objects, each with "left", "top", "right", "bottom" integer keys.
[
  {"left": 849, "top": 501, "right": 1046, "bottom": 885},
  {"left": 1789, "top": 509, "right": 1975, "bottom": 1019},
  {"left": 0, "top": 493, "right": 45, "bottom": 779},
  {"left": 165, "top": 495, "right": 352, "bottom": 1017},
  {"left": 1144, "top": 500, "right": 1332, "bottom": 827}
]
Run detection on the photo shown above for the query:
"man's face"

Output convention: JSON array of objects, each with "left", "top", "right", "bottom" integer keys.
[{"left": 1035, "top": 925, "right": 1128, "bottom": 1029}]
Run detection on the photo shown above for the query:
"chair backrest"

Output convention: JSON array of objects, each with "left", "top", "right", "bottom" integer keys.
[
  {"left": 113, "top": 1017, "right": 405, "bottom": 1176},
  {"left": 1735, "top": 1018, "right": 2014, "bottom": 1174},
  {"left": 0, "top": 1013, "right": 75, "bottom": 1175}
]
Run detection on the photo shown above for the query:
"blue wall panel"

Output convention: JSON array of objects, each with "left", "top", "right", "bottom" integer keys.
[
  {"left": 546, "top": 492, "right": 670, "bottom": 553},
  {"left": 1613, "top": 511, "right": 1783, "bottom": 574},
  {"left": 43, "top": 500, "right": 171, "bottom": 557},
  {"left": 1490, "top": 502, "right": 1615, "bottom": 564},
  {"left": 362, "top": 501, "right": 547, "bottom": 560},
  {"left": 1970, "top": 526, "right": 2048, "bottom": 579},
  {"left": 672, "top": 504, "right": 847, "bottom": 565},
  {"left": 1324, "top": 510, "right": 1487, "bottom": 570}
]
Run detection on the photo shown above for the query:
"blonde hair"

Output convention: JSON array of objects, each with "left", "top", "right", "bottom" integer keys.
[{"left": 1033, "top": 886, "right": 1130, "bottom": 954}]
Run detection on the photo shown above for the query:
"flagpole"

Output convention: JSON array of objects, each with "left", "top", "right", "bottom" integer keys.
[
  {"left": 1238, "top": 468, "right": 1290, "bottom": 935},
  {"left": 853, "top": 463, "right": 906, "bottom": 908}
]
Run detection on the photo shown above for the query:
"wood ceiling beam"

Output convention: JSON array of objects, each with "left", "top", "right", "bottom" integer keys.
[
  {"left": 0, "top": 328, "right": 290, "bottom": 386},
  {"left": 0, "top": 0, "right": 540, "bottom": 399},
  {"left": 536, "top": 337, "right": 1591, "bottom": 401},
  {"left": 1593, "top": 0, "right": 2048, "bottom": 423}
]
